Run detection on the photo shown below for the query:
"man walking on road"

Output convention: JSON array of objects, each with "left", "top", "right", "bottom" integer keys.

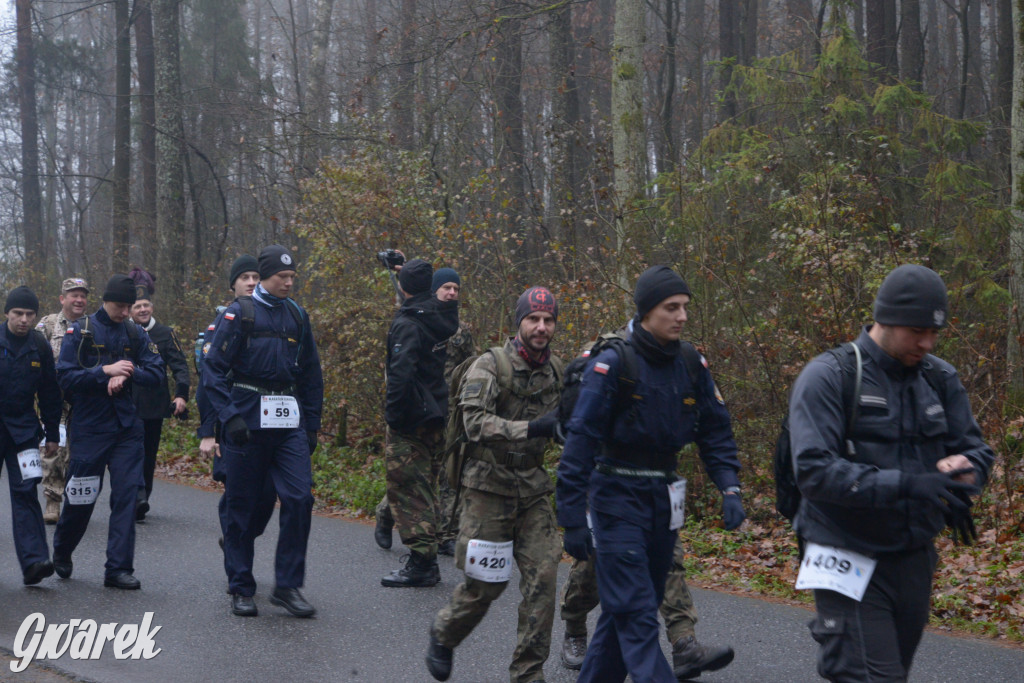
[
  {"left": 202, "top": 245, "right": 323, "bottom": 618},
  {"left": 0, "top": 286, "right": 62, "bottom": 585},
  {"left": 53, "top": 275, "right": 164, "bottom": 589},
  {"left": 375, "top": 266, "right": 474, "bottom": 556},
  {"left": 426, "top": 286, "right": 563, "bottom": 683},
  {"left": 380, "top": 259, "right": 459, "bottom": 587},
  {"left": 789, "top": 264, "right": 994, "bottom": 681},
  {"left": 36, "top": 277, "right": 89, "bottom": 523},
  {"left": 555, "top": 266, "right": 745, "bottom": 682}
]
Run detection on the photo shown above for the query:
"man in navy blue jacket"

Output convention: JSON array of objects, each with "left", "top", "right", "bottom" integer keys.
[
  {"left": 203, "top": 245, "right": 323, "bottom": 618},
  {"left": 53, "top": 275, "right": 164, "bottom": 589},
  {"left": 0, "top": 286, "right": 62, "bottom": 585},
  {"left": 556, "top": 266, "right": 744, "bottom": 682}
]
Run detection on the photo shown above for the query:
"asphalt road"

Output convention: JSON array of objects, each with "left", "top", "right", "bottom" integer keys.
[{"left": 1, "top": 478, "right": 1022, "bottom": 682}]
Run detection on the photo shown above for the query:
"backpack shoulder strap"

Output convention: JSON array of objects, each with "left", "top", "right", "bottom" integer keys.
[
  {"left": 678, "top": 341, "right": 703, "bottom": 387},
  {"left": 488, "top": 347, "right": 513, "bottom": 390},
  {"left": 919, "top": 358, "right": 948, "bottom": 404},
  {"left": 30, "top": 329, "right": 50, "bottom": 360},
  {"left": 826, "top": 342, "right": 864, "bottom": 455},
  {"left": 236, "top": 296, "right": 256, "bottom": 334}
]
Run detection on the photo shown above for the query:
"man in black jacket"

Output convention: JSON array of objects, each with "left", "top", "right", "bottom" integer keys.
[
  {"left": 0, "top": 286, "right": 62, "bottom": 585},
  {"left": 789, "top": 264, "right": 994, "bottom": 681},
  {"left": 381, "top": 259, "right": 459, "bottom": 587},
  {"left": 129, "top": 268, "right": 190, "bottom": 520}
]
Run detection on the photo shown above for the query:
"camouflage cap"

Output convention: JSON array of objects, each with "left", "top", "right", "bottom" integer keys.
[{"left": 61, "top": 277, "right": 89, "bottom": 294}]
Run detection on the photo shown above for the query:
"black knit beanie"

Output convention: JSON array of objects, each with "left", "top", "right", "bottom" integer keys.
[
  {"left": 515, "top": 287, "right": 558, "bottom": 327},
  {"left": 399, "top": 259, "right": 433, "bottom": 296},
  {"left": 5, "top": 286, "right": 39, "bottom": 313},
  {"left": 229, "top": 255, "right": 259, "bottom": 288},
  {"left": 103, "top": 274, "right": 137, "bottom": 304},
  {"left": 634, "top": 266, "right": 692, "bottom": 319},
  {"left": 873, "top": 264, "right": 948, "bottom": 329},
  {"left": 258, "top": 245, "right": 296, "bottom": 279}
]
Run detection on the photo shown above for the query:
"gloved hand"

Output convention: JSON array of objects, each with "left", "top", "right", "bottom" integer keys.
[
  {"left": 900, "top": 469, "right": 979, "bottom": 510},
  {"left": 224, "top": 416, "right": 250, "bottom": 446},
  {"left": 527, "top": 410, "right": 560, "bottom": 440},
  {"left": 946, "top": 489, "right": 977, "bottom": 546},
  {"left": 722, "top": 493, "right": 746, "bottom": 530},
  {"left": 307, "top": 431, "right": 318, "bottom": 455},
  {"left": 563, "top": 526, "right": 594, "bottom": 561}
]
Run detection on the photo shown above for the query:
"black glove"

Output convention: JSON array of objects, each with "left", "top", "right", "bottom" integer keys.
[
  {"left": 527, "top": 411, "right": 560, "bottom": 440},
  {"left": 946, "top": 489, "right": 977, "bottom": 546},
  {"left": 224, "top": 416, "right": 250, "bottom": 446},
  {"left": 722, "top": 493, "right": 746, "bottom": 531},
  {"left": 307, "top": 431, "right": 318, "bottom": 455},
  {"left": 899, "top": 469, "right": 979, "bottom": 510},
  {"left": 563, "top": 526, "right": 594, "bottom": 561}
]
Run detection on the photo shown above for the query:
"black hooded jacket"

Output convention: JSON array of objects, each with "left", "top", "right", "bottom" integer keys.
[{"left": 385, "top": 294, "right": 459, "bottom": 433}]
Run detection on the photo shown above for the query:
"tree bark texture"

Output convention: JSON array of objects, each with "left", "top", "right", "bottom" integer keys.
[
  {"left": 900, "top": 0, "right": 924, "bottom": 87},
  {"left": 612, "top": 0, "right": 646, "bottom": 266},
  {"left": 135, "top": 0, "right": 158, "bottom": 269},
  {"left": 112, "top": 0, "right": 131, "bottom": 271},
  {"left": 1008, "top": 0, "right": 1024, "bottom": 396},
  {"left": 153, "top": 0, "right": 186, "bottom": 306},
  {"left": 16, "top": 0, "right": 46, "bottom": 287},
  {"left": 719, "top": 0, "right": 737, "bottom": 120}
]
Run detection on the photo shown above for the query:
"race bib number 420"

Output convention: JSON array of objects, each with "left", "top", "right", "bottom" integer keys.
[
  {"left": 464, "top": 539, "right": 514, "bottom": 583},
  {"left": 795, "top": 542, "right": 877, "bottom": 602},
  {"left": 260, "top": 395, "right": 300, "bottom": 429},
  {"left": 66, "top": 475, "right": 102, "bottom": 505}
]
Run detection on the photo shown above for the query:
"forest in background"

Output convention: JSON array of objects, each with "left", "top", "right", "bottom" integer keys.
[{"left": 5, "top": 0, "right": 1024, "bottom": 638}]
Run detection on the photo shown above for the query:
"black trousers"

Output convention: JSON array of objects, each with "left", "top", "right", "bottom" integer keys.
[
  {"left": 810, "top": 544, "right": 937, "bottom": 683},
  {"left": 140, "top": 418, "right": 163, "bottom": 500}
]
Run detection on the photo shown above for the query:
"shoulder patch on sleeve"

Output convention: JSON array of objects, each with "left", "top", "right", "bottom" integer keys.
[
  {"left": 593, "top": 362, "right": 609, "bottom": 375},
  {"left": 65, "top": 328, "right": 74, "bottom": 334},
  {"left": 462, "top": 381, "right": 483, "bottom": 399},
  {"left": 700, "top": 354, "right": 709, "bottom": 368},
  {"left": 713, "top": 383, "right": 724, "bottom": 405},
  {"left": 224, "top": 312, "right": 236, "bottom": 321}
]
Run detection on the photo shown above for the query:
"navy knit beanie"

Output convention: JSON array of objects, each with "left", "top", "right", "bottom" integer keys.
[
  {"left": 634, "top": 266, "right": 692, "bottom": 319},
  {"left": 873, "top": 265, "right": 948, "bottom": 329}
]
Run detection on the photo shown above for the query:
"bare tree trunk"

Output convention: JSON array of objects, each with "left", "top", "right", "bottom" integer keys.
[
  {"left": 900, "top": 0, "right": 924, "bottom": 87},
  {"left": 135, "top": 0, "right": 157, "bottom": 268},
  {"left": 16, "top": 0, "right": 46, "bottom": 289},
  {"left": 393, "top": 0, "right": 416, "bottom": 150},
  {"left": 493, "top": 16, "right": 525, "bottom": 206},
  {"left": 719, "top": 0, "right": 737, "bottom": 120},
  {"left": 853, "top": 0, "right": 864, "bottom": 44},
  {"left": 153, "top": 0, "right": 186, "bottom": 307},
  {"left": 740, "top": 0, "right": 757, "bottom": 65},
  {"left": 549, "top": 0, "right": 581, "bottom": 243},
  {"left": 613, "top": 0, "right": 646, "bottom": 279},
  {"left": 1007, "top": 0, "right": 1024, "bottom": 398},
  {"left": 300, "top": 0, "right": 335, "bottom": 173},
  {"left": 785, "top": 0, "right": 814, "bottom": 56},
  {"left": 682, "top": 0, "right": 706, "bottom": 152},
  {"left": 658, "top": 0, "right": 679, "bottom": 172},
  {"left": 112, "top": 0, "right": 131, "bottom": 271},
  {"left": 866, "top": 0, "right": 897, "bottom": 78}
]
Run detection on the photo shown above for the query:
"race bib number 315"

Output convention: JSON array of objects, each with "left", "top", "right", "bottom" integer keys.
[
  {"left": 464, "top": 539, "right": 514, "bottom": 583},
  {"left": 795, "top": 542, "right": 877, "bottom": 602},
  {"left": 66, "top": 475, "right": 102, "bottom": 505}
]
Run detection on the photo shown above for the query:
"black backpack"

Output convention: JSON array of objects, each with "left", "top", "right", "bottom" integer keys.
[
  {"left": 775, "top": 343, "right": 949, "bottom": 522},
  {"left": 558, "top": 331, "right": 704, "bottom": 430}
]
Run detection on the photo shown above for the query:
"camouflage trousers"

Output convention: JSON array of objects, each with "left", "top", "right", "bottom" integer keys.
[
  {"left": 433, "top": 487, "right": 560, "bottom": 683},
  {"left": 376, "top": 466, "right": 460, "bottom": 543},
  {"left": 41, "top": 440, "right": 69, "bottom": 503},
  {"left": 384, "top": 426, "right": 443, "bottom": 558},
  {"left": 560, "top": 534, "right": 698, "bottom": 644}
]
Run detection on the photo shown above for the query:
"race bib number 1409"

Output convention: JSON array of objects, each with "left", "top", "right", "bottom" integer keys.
[{"left": 795, "top": 542, "right": 877, "bottom": 602}]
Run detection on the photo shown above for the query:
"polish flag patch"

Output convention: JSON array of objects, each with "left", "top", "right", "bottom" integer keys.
[
  {"left": 224, "top": 312, "right": 236, "bottom": 321},
  {"left": 66, "top": 328, "right": 74, "bottom": 334},
  {"left": 593, "top": 362, "right": 609, "bottom": 375},
  {"left": 207, "top": 324, "right": 216, "bottom": 331}
]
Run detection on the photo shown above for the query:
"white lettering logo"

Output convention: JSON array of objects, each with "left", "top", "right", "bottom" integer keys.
[
  {"left": 281, "top": 254, "right": 292, "bottom": 265},
  {"left": 11, "top": 612, "right": 162, "bottom": 672},
  {"left": 934, "top": 310, "right": 945, "bottom": 327},
  {"left": 925, "top": 404, "right": 944, "bottom": 416}
]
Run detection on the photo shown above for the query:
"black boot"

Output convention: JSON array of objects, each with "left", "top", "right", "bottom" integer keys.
[
  {"left": 381, "top": 553, "right": 440, "bottom": 587},
  {"left": 425, "top": 632, "right": 453, "bottom": 681},
  {"left": 374, "top": 508, "right": 394, "bottom": 549},
  {"left": 672, "top": 636, "right": 734, "bottom": 680}
]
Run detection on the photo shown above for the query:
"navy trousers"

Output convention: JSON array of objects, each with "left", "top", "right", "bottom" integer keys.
[
  {"left": 52, "top": 421, "right": 145, "bottom": 578},
  {"left": 577, "top": 510, "right": 677, "bottom": 683},
  {"left": 0, "top": 428, "right": 50, "bottom": 573},
  {"left": 217, "top": 473, "right": 277, "bottom": 542},
  {"left": 221, "top": 428, "right": 313, "bottom": 596}
]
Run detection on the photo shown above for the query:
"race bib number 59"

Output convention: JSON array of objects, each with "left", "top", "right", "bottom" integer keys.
[
  {"left": 795, "top": 542, "right": 877, "bottom": 602},
  {"left": 260, "top": 395, "right": 300, "bottom": 429},
  {"left": 464, "top": 539, "right": 514, "bottom": 583}
]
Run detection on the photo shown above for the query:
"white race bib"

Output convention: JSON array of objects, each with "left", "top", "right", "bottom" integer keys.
[
  {"left": 464, "top": 539, "right": 514, "bottom": 583},
  {"left": 795, "top": 542, "right": 877, "bottom": 602},
  {"left": 668, "top": 478, "right": 687, "bottom": 530},
  {"left": 260, "top": 395, "right": 300, "bottom": 429},
  {"left": 66, "top": 475, "right": 102, "bottom": 505},
  {"left": 41, "top": 425, "right": 67, "bottom": 449},
  {"left": 17, "top": 449, "right": 43, "bottom": 480}
]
